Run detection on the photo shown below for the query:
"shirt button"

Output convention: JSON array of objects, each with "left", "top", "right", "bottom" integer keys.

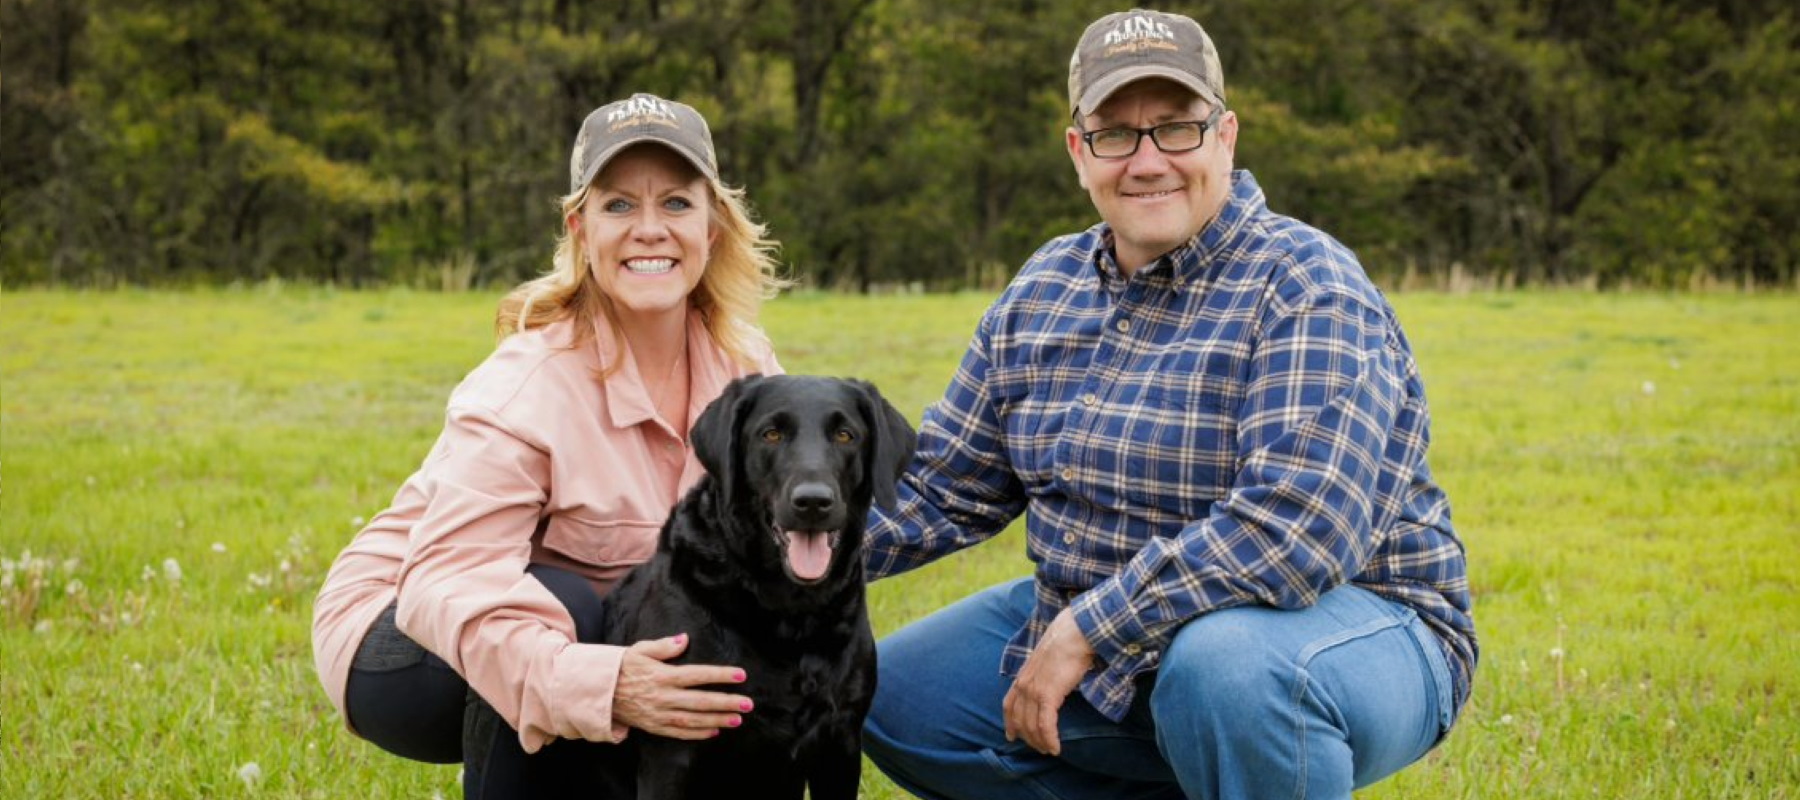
[
  {"left": 1062, "top": 532, "right": 1077, "bottom": 545},
  {"left": 1082, "top": 393, "right": 1098, "bottom": 407},
  {"left": 1124, "top": 643, "right": 1142, "bottom": 656},
  {"left": 1060, "top": 467, "right": 1075, "bottom": 481},
  {"left": 1115, "top": 318, "right": 1131, "bottom": 333}
]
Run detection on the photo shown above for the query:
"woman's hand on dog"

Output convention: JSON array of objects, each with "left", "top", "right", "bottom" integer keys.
[{"left": 611, "top": 633, "right": 753, "bottom": 741}]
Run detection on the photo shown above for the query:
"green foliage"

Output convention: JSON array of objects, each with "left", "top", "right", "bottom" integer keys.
[
  {"left": 3, "top": 289, "right": 1796, "bottom": 797},
  {"left": 1, "top": 1, "right": 1795, "bottom": 288}
]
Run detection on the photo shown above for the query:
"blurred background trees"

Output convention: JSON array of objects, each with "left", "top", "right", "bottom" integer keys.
[{"left": 4, "top": 0, "right": 1795, "bottom": 289}]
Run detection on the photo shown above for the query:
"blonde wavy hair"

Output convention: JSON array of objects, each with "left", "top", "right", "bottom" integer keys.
[{"left": 495, "top": 161, "right": 788, "bottom": 370}]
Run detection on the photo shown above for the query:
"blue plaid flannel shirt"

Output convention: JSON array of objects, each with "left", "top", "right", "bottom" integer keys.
[{"left": 866, "top": 171, "right": 1476, "bottom": 722}]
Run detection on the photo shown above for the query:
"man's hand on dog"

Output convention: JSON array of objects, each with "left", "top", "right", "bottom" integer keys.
[
  {"left": 611, "top": 633, "right": 753, "bottom": 741},
  {"left": 1003, "top": 608, "right": 1096, "bottom": 756}
]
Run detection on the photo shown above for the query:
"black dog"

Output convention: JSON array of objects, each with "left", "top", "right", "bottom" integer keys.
[{"left": 600, "top": 374, "right": 916, "bottom": 799}]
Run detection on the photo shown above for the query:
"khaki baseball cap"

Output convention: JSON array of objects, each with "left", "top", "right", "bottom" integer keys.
[
  {"left": 1068, "top": 9, "right": 1225, "bottom": 118},
  {"left": 569, "top": 93, "right": 719, "bottom": 193}
]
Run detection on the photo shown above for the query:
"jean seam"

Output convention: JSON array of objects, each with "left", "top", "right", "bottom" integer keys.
[
  {"left": 1287, "top": 604, "right": 1412, "bottom": 799},
  {"left": 1289, "top": 668, "right": 1309, "bottom": 800},
  {"left": 977, "top": 746, "right": 1074, "bottom": 800}
]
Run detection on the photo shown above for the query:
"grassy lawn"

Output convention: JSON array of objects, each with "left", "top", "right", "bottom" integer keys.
[{"left": 2, "top": 287, "right": 1796, "bottom": 798}]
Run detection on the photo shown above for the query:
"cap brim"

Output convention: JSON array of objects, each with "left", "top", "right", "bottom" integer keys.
[
  {"left": 574, "top": 136, "right": 720, "bottom": 194},
  {"left": 1075, "top": 66, "right": 1220, "bottom": 117}
]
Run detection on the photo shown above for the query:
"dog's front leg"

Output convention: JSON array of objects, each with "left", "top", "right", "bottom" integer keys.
[
  {"left": 805, "top": 727, "right": 863, "bottom": 800},
  {"left": 634, "top": 737, "right": 696, "bottom": 800}
]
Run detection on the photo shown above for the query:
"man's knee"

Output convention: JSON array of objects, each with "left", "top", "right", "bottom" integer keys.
[{"left": 1151, "top": 607, "right": 1292, "bottom": 720}]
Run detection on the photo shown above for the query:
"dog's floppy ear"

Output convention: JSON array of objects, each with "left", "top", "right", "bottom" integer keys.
[
  {"left": 693, "top": 374, "right": 765, "bottom": 504},
  {"left": 853, "top": 380, "right": 918, "bottom": 512}
]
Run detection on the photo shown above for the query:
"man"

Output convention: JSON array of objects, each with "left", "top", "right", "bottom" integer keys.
[{"left": 861, "top": 9, "right": 1476, "bottom": 799}]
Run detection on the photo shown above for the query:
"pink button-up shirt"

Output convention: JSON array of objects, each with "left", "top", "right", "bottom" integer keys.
[{"left": 311, "top": 309, "right": 780, "bottom": 753}]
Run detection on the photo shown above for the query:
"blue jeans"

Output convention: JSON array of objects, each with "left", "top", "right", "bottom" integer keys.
[{"left": 864, "top": 578, "right": 1455, "bottom": 800}]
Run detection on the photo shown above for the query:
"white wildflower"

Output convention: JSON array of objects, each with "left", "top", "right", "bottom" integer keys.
[
  {"left": 279, "top": 559, "right": 292, "bottom": 574},
  {"left": 61, "top": 558, "right": 80, "bottom": 574},
  {"left": 1499, "top": 714, "right": 1514, "bottom": 726},
  {"left": 34, "top": 620, "right": 52, "bottom": 634},
  {"left": 1641, "top": 380, "right": 1656, "bottom": 395},
  {"left": 65, "top": 579, "right": 85, "bottom": 596},
  {"left": 237, "top": 761, "right": 263, "bottom": 788},
  {"left": 141, "top": 564, "right": 156, "bottom": 582},
  {"left": 248, "top": 572, "right": 272, "bottom": 590},
  {"left": 162, "top": 558, "right": 183, "bottom": 583},
  {"left": 212, "top": 542, "right": 228, "bottom": 554},
  {"left": 1548, "top": 647, "right": 1564, "bottom": 661},
  {"left": 350, "top": 516, "right": 366, "bottom": 528},
  {"left": 85, "top": 476, "right": 97, "bottom": 487}
]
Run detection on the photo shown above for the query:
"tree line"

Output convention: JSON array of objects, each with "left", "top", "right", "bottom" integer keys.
[{"left": 4, "top": 0, "right": 1796, "bottom": 291}]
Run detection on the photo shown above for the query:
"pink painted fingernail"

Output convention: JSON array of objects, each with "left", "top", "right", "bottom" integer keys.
[
  {"left": 672, "top": 633, "right": 687, "bottom": 646},
  {"left": 732, "top": 669, "right": 746, "bottom": 682},
  {"left": 729, "top": 716, "right": 742, "bottom": 727},
  {"left": 739, "top": 699, "right": 754, "bottom": 712}
]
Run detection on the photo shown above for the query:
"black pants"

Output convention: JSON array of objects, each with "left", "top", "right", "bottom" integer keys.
[{"left": 344, "top": 564, "right": 633, "bottom": 798}]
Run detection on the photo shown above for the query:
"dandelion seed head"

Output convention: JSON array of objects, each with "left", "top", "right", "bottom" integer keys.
[
  {"left": 65, "top": 579, "right": 84, "bottom": 596},
  {"left": 237, "top": 761, "right": 263, "bottom": 787},
  {"left": 162, "top": 558, "right": 183, "bottom": 583},
  {"left": 1549, "top": 647, "right": 1565, "bottom": 660},
  {"left": 1499, "top": 714, "right": 1514, "bottom": 725},
  {"left": 212, "top": 542, "right": 228, "bottom": 554}
]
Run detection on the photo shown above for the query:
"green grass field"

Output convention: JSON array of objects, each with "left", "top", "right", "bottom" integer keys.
[{"left": 3, "top": 288, "right": 1796, "bottom": 798}]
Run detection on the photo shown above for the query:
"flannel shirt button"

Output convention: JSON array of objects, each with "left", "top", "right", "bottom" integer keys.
[
  {"left": 1060, "top": 467, "right": 1075, "bottom": 481},
  {"left": 1115, "top": 318, "right": 1131, "bottom": 333},
  {"left": 1062, "top": 532, "right": 1076, "bottom": 545},
  {"left": 1124, "top": 643, "right": 1142, "bottom": 656},
  {"left": 1082, "top": 393, "right": 1098, "bottom": 407}
]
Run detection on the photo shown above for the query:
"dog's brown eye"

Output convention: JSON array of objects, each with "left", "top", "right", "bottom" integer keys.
[
  {"left": 761, "top": 429, "right": 784, "bottom": 443},
  {"left": 833, "top": 429, "right": 855, "bottom": 444}
]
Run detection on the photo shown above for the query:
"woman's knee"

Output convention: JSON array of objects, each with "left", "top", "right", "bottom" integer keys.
[{"left": 525, "top": 563, "right": 606, "bottom": 643}]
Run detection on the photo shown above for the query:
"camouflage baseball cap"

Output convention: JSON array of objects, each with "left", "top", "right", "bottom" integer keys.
[
  {"left": 569, "top": 93, "right": 719, "bottom": 193},
  {"left": 1068, "top": 9, "right": 1225, "bottom": 117}
]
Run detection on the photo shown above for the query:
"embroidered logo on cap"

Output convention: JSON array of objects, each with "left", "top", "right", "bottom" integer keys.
[
  {"left": 1102, "top": 14, "right": 1178, "bottom": 57},
  {"left": 607, "top": 95, "right": 680, "bottom": 132}
]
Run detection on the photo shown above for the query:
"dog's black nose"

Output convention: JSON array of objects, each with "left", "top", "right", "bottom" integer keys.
[{"left": 791, "top": 482, "right": 838, "bottom": 518}]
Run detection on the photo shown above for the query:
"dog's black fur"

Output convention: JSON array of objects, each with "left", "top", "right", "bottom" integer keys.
[{"left": 599, "top": 374, "right": 916, "bottom": 799}]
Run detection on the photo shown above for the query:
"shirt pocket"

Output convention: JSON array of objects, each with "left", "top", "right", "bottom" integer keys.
[
  {"left": 1124, "top": 347, "right": 1245, "bottom": 516},
  {"left": 538, "top": 514, "right": 661, "bottom": 568}
]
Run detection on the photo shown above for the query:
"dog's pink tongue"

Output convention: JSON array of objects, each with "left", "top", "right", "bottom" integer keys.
[{"left": 784, "top": 530, "right": 833, "bottom": 580}]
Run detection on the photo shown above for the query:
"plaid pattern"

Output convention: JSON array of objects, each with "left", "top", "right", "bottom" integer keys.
[{"left": 867, "top": 171, "right": 1475, "bottom": 722}]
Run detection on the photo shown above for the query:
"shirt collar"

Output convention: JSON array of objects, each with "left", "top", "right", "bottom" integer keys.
[{"left": 597, "top": 308, "right": 728, "bottom": 436}]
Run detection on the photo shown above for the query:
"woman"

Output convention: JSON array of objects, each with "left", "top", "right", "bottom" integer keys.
[{"left": 311, "top": 93, "right": 789, "bottom": 797}]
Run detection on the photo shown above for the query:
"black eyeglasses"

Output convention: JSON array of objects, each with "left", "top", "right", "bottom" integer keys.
[{"left": 1076, "top": 107, "right": 1225, "bottom": 159}]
